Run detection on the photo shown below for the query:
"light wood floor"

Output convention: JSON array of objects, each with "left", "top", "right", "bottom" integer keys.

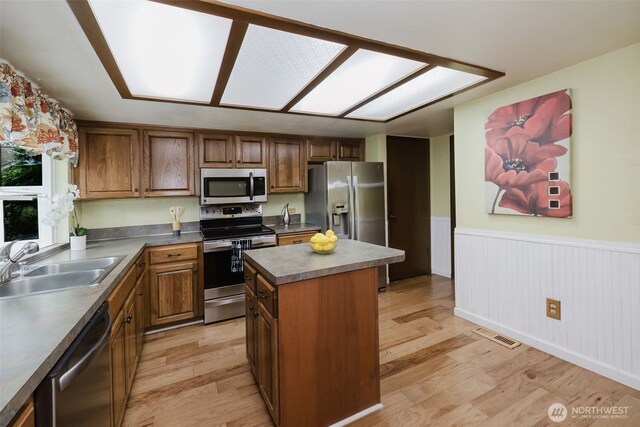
[{"left": 123, "top": 275, "right": 640, "bottom": 426}]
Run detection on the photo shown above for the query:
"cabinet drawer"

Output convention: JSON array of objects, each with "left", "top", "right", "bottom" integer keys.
[
  {"left": 108, "top": 264, "right": 137, "bottom": 321},
  {"left": 276, "top": 231, "right": 317, "bottom": 246},
  {"left": 244, "top": 262, "right": 257, "bottom": 293},
  {"left": 256, "top": 275, "right": 277, "bottom": 317},
  {"left": 149, "top": 244, "right": 198, "bottom": 264}
]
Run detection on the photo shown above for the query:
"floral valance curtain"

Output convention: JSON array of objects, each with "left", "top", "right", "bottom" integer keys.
[{"left": 1, "top": 60, "right": 78, "bottom": 165}]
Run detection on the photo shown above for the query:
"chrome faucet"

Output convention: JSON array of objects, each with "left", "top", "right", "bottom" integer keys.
[{"left": 0, "top": 241, "right": 39, "bottom": 284}]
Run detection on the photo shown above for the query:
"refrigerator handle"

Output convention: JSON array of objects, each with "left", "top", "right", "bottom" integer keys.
[
  {"left": 347, "top": 175, "right": 356, "bottom": 240},
  {"left": 352, "top": 175, "right": 359, "bottom": 240}
]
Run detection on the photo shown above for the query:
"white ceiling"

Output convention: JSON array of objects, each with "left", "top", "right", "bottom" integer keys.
[{"left": 1, "top": 1, "right": 639, "bottom": 138}]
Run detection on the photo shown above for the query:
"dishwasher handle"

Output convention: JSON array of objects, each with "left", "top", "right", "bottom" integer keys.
[{"left": 57, "top": 307, "right": 111, "bottom": 391}]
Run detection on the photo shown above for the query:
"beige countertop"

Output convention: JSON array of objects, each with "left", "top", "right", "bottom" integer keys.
[
  {"left": 0, "top": 232, "right": 202, "bottom": 425},
  {"left": 266, "top": 223, "right": 321, "bottom": 235},
  {"left": 244, "top": 239, "right": 405, "bottom": 285}
]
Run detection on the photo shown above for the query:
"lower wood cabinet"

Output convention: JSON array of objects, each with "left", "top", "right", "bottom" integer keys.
[
  {"left": 8, "top": 396, "right": 34, "bottom": 427},
  {"left": 276, "top": 230, "right": 317, "bottom": 246},
  {"left": 147, "top": 243, "right": 202, "bottom": 328},
  {"left": 110, "top": 309, "right": 127, "bottom": 427},
  {"left": 245, "top": 284, "right": 258, "bottom": 377},
  {"left": 256, "top": 300, "right": 279, "bottom": 424}
]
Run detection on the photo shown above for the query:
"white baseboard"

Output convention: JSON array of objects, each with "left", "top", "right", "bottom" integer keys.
[
  {"left": 454, "top": 307, "right": 640, "bottom": 391},
  {"left": 431, "top": 269, "right": 451, "bottom": 278},
  {"left": 328, "top": 403, "right": 383, "bottom": 427}
]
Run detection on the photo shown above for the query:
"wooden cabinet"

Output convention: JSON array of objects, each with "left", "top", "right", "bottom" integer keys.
[
  {"left": 147, "top": 243, "right": 201, "bottom": 327},
  {"left": 75, "top": 127, "right": 141, "bottom": 199},
  {"left": 8, "top": 396, "right": 34, "bottom": 427},
  {"left": 198, "top": 133, "right": 267, "bottom": 169},
  {"left": 276, "top": 230, "right": 317, "bottom": 246},
  {"left": 268, "top": 137, "right": 307, "bottom": 193},
  {"left": 256, "top": 300, "right": 279, "bottom": 425},
  {"left": 245, "top": 284, "right": 258, "bottom": 378},
  {"left": 110, "top": 309, "right": 127, "bottom": 427},
  {"left": 198, "top": 133, "right": 234, "bottom": 168},
  {"left": 142, "top": 130, "right": 196, "bottom": 197},
  {"left": 307, "top": 139, "right": 336, "bottom": 162},
  {"left": 107, "top": 253, "right": 147, "bottom": 427},
  {"left": 235, "top": 135, "right": 268, "bottom": 168},
  {"left": 337, "top": 139, "right": 365, "bottom": 161}
]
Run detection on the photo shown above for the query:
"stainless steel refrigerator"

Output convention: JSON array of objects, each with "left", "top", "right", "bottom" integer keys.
[{"left": 305, "top": 162, "right": 388, "bottom": 286}]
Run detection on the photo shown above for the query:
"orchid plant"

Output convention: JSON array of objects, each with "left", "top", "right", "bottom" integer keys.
[{"left": 42, "top": 184, "right": 87, "bottom": 236}]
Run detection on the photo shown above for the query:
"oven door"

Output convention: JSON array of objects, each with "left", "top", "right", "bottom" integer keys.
[
  {"left": 201, "top": 169, "right": 267, "bottom": 204},
  {"left": 203, "top": 235, "right": 275, "bottom": 300}
]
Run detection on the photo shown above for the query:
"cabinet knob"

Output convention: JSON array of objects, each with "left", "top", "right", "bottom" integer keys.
[
  {"left": 249, "top": 305, "right": 255, "bottom": 312},
  {"left": 145, "top": 188, "right": 150, "bottom": 192},
  {"left": 257, "top": 291, "right": 267, "bottom": 299},
  {"left": 237, "top": 160, "right": 242, "bottom": 163},
  {"left": 254, "top": 310, "right": 259, "bottom": 317},
  {"left": 134, "top": 188, "right": 139, "bottom": 192},
  {"left": 167, "top": 253, "right": 182, "bottom": 257},
  {"left": 228, "top": 160, "right": 232, "bottom": 163},
  {"left": 193, "top": 267, "right": 198, "bottom": 273},
  {"left": 125, "top": 314, "right": 133, "bottom": 323}
]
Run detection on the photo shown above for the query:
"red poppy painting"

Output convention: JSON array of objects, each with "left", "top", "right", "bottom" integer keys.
[{"left": 485, "top": 89, "right": 572, "bottom": 217}]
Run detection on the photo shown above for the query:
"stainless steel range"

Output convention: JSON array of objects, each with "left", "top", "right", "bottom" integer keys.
[{"left": 200, "top": 204, "right": 275, "bottom": 323}]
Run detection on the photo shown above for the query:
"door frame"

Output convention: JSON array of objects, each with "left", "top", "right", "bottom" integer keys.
[{"left": 449, "top": 135, "right": 456, "bottom": 279}]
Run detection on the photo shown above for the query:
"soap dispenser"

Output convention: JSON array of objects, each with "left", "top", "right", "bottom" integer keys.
[{"left": 282, "top": 203, "right": 291, "bottom": 226}]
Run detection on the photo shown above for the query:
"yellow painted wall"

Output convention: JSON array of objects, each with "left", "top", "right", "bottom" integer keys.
[
  {"left": 77, "top": 194, "right": 306, "bottom": 229},
  {"left": 429, "top": 134, "right": 451, "bottom": 217},
  {"left": 454, "top": 42, "right": 640, "bottom": 243}
]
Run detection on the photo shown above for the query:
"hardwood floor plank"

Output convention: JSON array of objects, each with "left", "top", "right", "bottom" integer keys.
[{"left": 122, "top": 274, "right": 640, "bottom": 426}]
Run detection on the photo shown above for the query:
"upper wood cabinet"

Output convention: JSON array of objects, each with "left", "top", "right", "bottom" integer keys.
[
  {"left": 198, "top": 133, "right": 234, "bottom": 168},
  {"left": 198, "top": 133, "right": 267, "bottom": 168},
  {"left": 268, "top": 137, "right": 307, "bottom": 193},
  {"left": 142, "top": 130, "right": 196, "bottom": 197},
  {"left": 307, "top": 139, "right": 336, "bottom": 163},
  {"left": 337, "top": 140, "right": 365, "bottom": 161},
  {"left": 75, "top": 127, "right": 141, "bottom": 199},
  {"left": 235, "top": 135, "right": 268, "bottom": 168}
]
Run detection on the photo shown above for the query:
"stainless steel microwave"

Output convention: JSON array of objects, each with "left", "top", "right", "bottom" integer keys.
[{"left": 200, "top": 169, "right": 267, "bottom": 205}]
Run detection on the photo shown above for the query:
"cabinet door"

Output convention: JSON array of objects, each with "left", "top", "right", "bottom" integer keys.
[
  {"left": 337, "top": 140, "right": 365, "bottom": 161},
  {"left": 268, "top": 138, "right": 306, "bottom": 193},
  {"left": 8, "top": 397, "right": 34, "bottom": 427},
  {"left": 76, "top": 127, "right": 141, "bottom": 199},
  {"left": 148, "top": 261, "right": 198, "bottom": 326},
  {"left": 235, "top": 135, "right": 267, "bottom": 168},
  {"left": 198, "top": 133, "right": 234, "bottom": 168},
  {"left": 143, "top": 130, "right": 195, "bottom": 197},
  {"left": 134, "top": 272, "right": 146, "bottom": 357},
  {"left": 257, "top": 303, "right": 279, "bottom": 424},
  {"left": 307, "top": 139, "right": 336, "bottom": 163},
  {"left": 245, "top": 285, "right": 258, "bottom": 379},
  {"left": 123, "top": 290, "right": 137, "bottom": 389},
  {"left": 110, "top": 310, "right": 127, "bottom": 427}
]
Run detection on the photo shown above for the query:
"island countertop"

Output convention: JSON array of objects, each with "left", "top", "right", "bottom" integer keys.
[{"left": 244, "top": 239, "right": 405, "bottom": 285}]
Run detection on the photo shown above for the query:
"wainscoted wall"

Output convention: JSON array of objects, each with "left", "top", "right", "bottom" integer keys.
[
  {"left": 430, "top": 216, "right": 451, "bottom": 278},
  {"left": 454, "top": 228, "right": 640, "bottom": 390}
]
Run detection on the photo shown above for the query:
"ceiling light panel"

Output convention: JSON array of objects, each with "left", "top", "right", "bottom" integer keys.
[
  {"left": 290, "top": 50, "right": 426, "bottom": 115},
  {"left": 220, "top": 25, "right": 346, "bottom": 110},
  {"left": 346, "top": 66, "right": 487, "bottom": 121},
  {"left": 89, "top": 0, "right": 231, "bottom": 103}
]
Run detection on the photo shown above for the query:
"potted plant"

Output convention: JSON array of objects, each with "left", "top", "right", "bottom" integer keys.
[{"left": 43, "top": 184, "right": 87, "bottom": 250}]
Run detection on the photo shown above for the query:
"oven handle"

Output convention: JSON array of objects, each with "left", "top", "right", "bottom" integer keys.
[
  {"left": 249, "top": 172, "right": 254, "bottom": 201},
  {"left": 204, "top": 237, "right": 276, "bottom": 253}
]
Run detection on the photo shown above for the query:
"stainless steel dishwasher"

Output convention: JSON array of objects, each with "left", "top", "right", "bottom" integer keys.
[{"left": 35, "top": 302, "right": 111, "bottom": 426}]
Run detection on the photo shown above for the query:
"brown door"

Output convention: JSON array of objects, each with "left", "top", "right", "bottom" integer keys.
[
  {"left": 198, "top": 133, "right": 234, "bottom": 168},
  {"left": 257, "top": 302, "right": 279, "bottom": 424},
  {"left": 268, "top": 137, "right": 306, "bottom": 193},
  {"left": 235, "top": 135, "right": 267, "bottom": 168},
  {"left": 148, "top": 261, "right": 197, "bottom": 326},
  {"left": 142, "top": 130, "right": 195, "bottom": 197},
  {"left": 387, "top": 136, "right": 430, "bottom": 281}
]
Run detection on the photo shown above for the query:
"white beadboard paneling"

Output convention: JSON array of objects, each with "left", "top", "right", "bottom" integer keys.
[
  {"left": 430, "top": 216, "right": 451, "bottom": 277},
  {"left": 454, "top": 228, "right": 640, "bottom": 391}
]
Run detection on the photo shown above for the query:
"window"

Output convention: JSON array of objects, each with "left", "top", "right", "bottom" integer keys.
[{"left": 0, "top": 146, "right": 54, "bottom": 247}]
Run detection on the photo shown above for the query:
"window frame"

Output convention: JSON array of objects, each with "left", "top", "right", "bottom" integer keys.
[{"left": 0, "top": 150, "right": 55, "bottom": 248}]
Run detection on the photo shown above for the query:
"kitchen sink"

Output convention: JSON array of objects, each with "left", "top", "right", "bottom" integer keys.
[
  {"left": 25, "top": 256, "right": 123, "bottom": 277},
  {"left": 0, "top": 255, "right": 125, "bottom": 299},
  {"left": 0, "top": 270, "right": 105, "bottom": 298}
]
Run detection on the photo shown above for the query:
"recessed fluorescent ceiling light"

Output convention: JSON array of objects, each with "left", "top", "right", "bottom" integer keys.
[
  {"left": 220, "top": 25, "right": 346, "bottom": 110},
  {"left": 291, "top": 50, "right": 426, "bottom": 115},
  {"left": 346, "top": 66, "right": 488, "bottom": 120},
  {"left": 88, "top": 0, "right": 232, "bottom": 103}
]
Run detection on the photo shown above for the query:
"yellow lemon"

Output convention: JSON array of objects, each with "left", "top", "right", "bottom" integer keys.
[
  {"left": 316, "top": 234, "right": 330, "bottom": 244},
  {"left": 325, "top": 230, "right": 335, "bottom": 237},
  {"left": 312, "top": 242, "right": 323, "bottom": 251},
  {"left": 329, "top": 235, "right": 338, "bottom": 243},
  {"left": 310, "top": 233, "right": 324, "bottom": 243},
  {"left": 325, "top": 242, "right": 334, "bottom": 251}
]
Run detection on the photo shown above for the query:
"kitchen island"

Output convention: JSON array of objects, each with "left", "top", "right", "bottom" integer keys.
[{"left": 243, "top": 240, "right": 404, "bottom": 427}]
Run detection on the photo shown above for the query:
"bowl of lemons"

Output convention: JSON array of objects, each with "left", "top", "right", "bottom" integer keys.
[{"left": 309, "top": 230, "right": 339, "bottom": 254}]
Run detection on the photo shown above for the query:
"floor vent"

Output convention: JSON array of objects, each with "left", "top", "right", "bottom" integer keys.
[{"left": 473, "top": 327, "right": 521, "bottom": 349}]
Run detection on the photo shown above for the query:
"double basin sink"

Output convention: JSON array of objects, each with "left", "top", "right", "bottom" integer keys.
[{"left": 0, "top": 256, "right": 125, "bottom": 299}]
